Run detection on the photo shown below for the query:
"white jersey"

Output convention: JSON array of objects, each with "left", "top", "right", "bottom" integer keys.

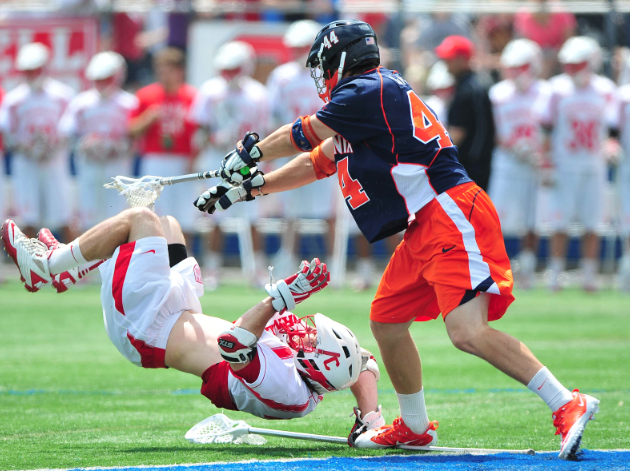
[
  {"left": 58, "top": 88, "right": 138, "bottom": 160},
  {"left": 538, "top": 74, "right": 618, "bottom": 171},
  {"left": 188, "top": 76, "right": 270, "bottom": 157},
  {"left": 202, "top": 312, "right": 322, "bottom": 420},
  {"left": 266, "top": 61, "right": 322, "bottom": 125},
  {"left": 424, "top": 95, "right": 448, "bottom": 126},
  {"left": 0, "top": 78, "right": 73, "bottom": 154},
  {"left": 490, "top": 79, "right": 550, "bottom": 172},
  {"left": 616, "top": 84, "right": 630, "bottom": 235}
]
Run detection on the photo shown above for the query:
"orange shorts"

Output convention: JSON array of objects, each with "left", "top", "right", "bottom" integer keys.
[{"left": 371, "top": 182, "right": 514, "bottom": 323}]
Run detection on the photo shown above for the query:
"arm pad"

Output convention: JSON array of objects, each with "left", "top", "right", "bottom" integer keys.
[
  {"left": 360, "top": 348, "right": 380, "bottom": 381},
  {"left": 291, "top": 115, "right": 323, "bottom": 152},
  {"left": 218, "top": 326, "right": 258, "bottom": 364},
  {"left": 309, "top": 143, "right": 337, "bottom": 179}
]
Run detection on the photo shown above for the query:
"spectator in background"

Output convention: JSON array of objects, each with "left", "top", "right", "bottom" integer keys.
[
  {"left": 475, "top": 14, "right": 515, "bottom": 83},
  {"left": 188, "top": 41, "right": 270, "bottom": 288},
  {"left": 266, "top": 20, "right": 337, "bottom": 278},
  {"left": 0, "top": 43, "right": 75, "bottom": 241},
  {"left": 424, "top": 60, "right": 455, "bottom": 125},
  {"left": 129, "top": 48, "right": 198, "bottom": 245},
  {"left": 514, "top": 0, "right": 577, "bottom": 78},
  {"left": 0, "top": 85, "right": 4, "bottom": 283},
  {"left": 488, "top": 39, "right": 549, "bottom": 289},
  {"left": 436, "top": 35, "right": 495, "bottom": 191},
  {"left": 59, "top": 52, "right": 138, "bottom": 235}
]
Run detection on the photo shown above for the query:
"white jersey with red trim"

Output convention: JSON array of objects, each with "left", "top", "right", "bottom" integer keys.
[
  {"left": 266, "top": 61, "right": 322, "bottom": 125},
  {"left": 538, "top": 73, "right": 618, "bottom": 171},
  {"left": 188, "top": 76, "right": 270, "bottom": 158},
  {"left": 0, "top": 79, "right": 73, "bottom": 154},
  {"left": 616, "top": 84, "right": 630, "bottom": 235},
  {"left": 58, "top": 88, "right": 138, "bottom": 155},
  {"left": 490, "top": 79, "right": 550, "bottom": 172},
  {"left": 224, "top": 312, "right": 322, "bottom": 420}
]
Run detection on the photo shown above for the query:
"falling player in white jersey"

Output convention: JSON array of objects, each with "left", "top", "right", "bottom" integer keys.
[
  {"left": 1, "top": 212, "right": 384, "bottom": 443},
  {"left": 0, "top": 43, "right": 75, "bottom": 241},
  {"left": 266, "top": 20, "right": 338, "bottom": 274},
  {"left": 488, "top": 39, "right": 550, "bottom": 289},
  {"left": 539, "top": 36, "right": 619, "bottom": 291},
  {"left": 615, "top": 83, "right": 630, "bottom": 290},
  {"left": 189, "top": 41, "right": 270, "bottom": 287},
  {"left": 59, "top": 52, "right": 138, "bottom": 235}
]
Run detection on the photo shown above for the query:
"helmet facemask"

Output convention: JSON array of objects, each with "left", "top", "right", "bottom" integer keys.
[{"left": 310, "top": 43, "right": 346, "bottom": 103}]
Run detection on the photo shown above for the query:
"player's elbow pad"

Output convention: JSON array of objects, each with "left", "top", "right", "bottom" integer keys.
[
  {"left": 291, "top": 115, "right": 323, "bottom": 152},
  {"left": 309, "top": 143, "right": 337, "bottom": 180}
]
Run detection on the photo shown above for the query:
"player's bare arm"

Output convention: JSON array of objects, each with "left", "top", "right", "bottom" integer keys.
[{"left": 128, "top": 104, "right": 161, "bottom": 138}]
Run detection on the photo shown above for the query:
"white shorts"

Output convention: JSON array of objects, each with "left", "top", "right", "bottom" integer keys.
[
  {"left": 201, "top": 331, "right": 321, "bottom": 420},
  {"left": 620, "top": 164, "right": 630, "bottom": 237},
  {"left": 550, "top": 165, "right": 605, "bottom": 232},
  {"left": 12, "top": 152, "right": 73, "bottom": 229},
  {"left": 139, "top": 155, "right": 199, "bottom": 232},
  {"left": 488, "top": 163, "right": 538, "bottom": 235},
  {"left": 99, "top": 237, "right": 204, "bottom": 368},
  {"left": 282, "top": 177, "right": 336, "bottom": 220},
  {"left": 75, "top": 158, "right": 134, "bottom": 231}
]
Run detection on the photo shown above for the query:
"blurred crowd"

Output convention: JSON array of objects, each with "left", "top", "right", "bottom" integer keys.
[{"left": 1, "top": 0, "right": 630, "bottom": 291}]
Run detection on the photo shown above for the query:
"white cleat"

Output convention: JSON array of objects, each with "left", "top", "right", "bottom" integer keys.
[{"left": 1, "top": 219, "right": 51, "bottom": 292}]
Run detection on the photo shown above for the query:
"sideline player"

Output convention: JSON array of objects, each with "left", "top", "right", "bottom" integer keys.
[
  {"left": 267, "top": 20, "right": 337, "bottom": 274},
  {"left": 59, "top": 52, "right": 138, "bottom": 233},
  {"left": 2, "top": 214, "right": 384, "bottom": 440},
  {"left": 540, "top": 36, "right": 619, "bottom": 292},
  {"left": 129, "top": 48, "right": 198, "bottom": 246},
  {"left": 188, "top": 41, "right": 269, "bottom": 287},
  {"left": 488, "top": 39, "right": 549, "bottom": 289},
  {"left": 0, "top": 43, "right": 74, "bottom": 241},
  {"left": 0, "top": 85, "right": 5, "bottom": 283},
  {"left": 616, "top": 82, "right": 630, "bottom": 290},
  {"left": 195, "top": 20, "right": 599, "bottom": 459}
]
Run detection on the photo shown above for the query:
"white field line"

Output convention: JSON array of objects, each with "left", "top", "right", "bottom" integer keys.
[{"left": 19, "top": 449, "right": 630, "bottom": 471}]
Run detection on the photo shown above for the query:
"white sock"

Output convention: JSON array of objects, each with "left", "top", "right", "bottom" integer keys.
[
  {"left": 48, "top": 239, "right": 89, "bottom": 275},
  {"left": 254, "top": 251, "right": 267, "bottom": 272},
  {"left": 204, "top": 251, "right": 222, "bottom": 272},
  {"left": 581, "top": 258, "right": 598, "bottom": 284},
  {"left": 397, "top": 389, "right": 430, "bottom": 434},
  {"left": 527, "top": 366, "right": 574, "bottom": 412},
  {"left": 549, "top": 257, "right": 565, "bottom": 274},
  {"left": 518, "top": 250, "right": 536, "bottom": 277},
  {"left": 357, "top": 258, "right": 375, "bottom": 283}
]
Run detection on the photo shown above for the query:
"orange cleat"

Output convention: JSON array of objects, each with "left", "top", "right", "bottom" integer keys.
[
  {"left": 353, "top": 417, "right": 438, "bottom": 449},
  {"left": 553, "top": 389, "right": 599, "bottom": 460}
]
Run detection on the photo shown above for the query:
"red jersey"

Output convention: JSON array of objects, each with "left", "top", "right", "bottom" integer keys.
[{"left": 132, "top": 82, "right": 197, "bottom": 157}]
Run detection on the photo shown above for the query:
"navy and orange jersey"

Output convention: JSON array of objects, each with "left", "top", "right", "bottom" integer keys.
[{"left": 316, "top": 67, "right": 471, "bottom": 242}]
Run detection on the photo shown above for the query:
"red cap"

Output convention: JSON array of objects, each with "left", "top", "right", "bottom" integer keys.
[{"left": 435, "top": 36, "right": 475, "bottom": 60}]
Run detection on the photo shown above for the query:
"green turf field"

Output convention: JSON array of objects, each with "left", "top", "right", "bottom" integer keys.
[{"left": 0, "top": 281, "right": 629, "bottom": 470}]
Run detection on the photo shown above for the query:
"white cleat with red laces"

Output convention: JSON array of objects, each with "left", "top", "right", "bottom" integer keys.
[
  {"left": 353, "top": 417, "right": 438, "bottom": 449},
  {"left": 1, "top": 219, "right": 52, "bottom": 292},
  {"left": 554, "top": 389, "right": 599, "bottom": 460},
  {"left": 37, "top": 228, "right": 104, "bottom": 293}
]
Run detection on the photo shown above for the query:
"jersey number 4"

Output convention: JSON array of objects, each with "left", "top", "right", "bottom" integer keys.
[
  {"left": 338, "top": 157, "right": 369, "bottom": 210},
  {"left": 407, "top": 91, "right": 453, "bottom": 148}
]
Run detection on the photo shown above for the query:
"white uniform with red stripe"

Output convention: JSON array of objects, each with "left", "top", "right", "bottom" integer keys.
[
  {"left": 488, "top": 79, "right": 550, "bottom": 235},
  {"left": 0, "top": 79, "right": 74, "bottom": 229},
  {"left": 99, "top": 237, "right": 204, "bottom": 368},
  {"left": 188, "top": 76, "right": 270, "bottom": 221},
  {"left": 266, "top": 61, "right": 335, "bottom": 220},
  {"left": 58, "top": 89, "right": 138, "bottom": 230},
  {"left": 538, "top": 73, "right": 618, "bottom": 231}
]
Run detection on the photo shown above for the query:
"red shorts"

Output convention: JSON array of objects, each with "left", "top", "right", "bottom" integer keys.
[{"left": 371, "top": 183, "right": 514, "bottom": 323}]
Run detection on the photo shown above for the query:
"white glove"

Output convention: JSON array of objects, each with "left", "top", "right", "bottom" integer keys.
[
  {"left": 348, "top": 406, "right": 385, "bottom": 447},
  {"left": 602, "top": 138, "right": 623, "bottom": 165},
  {"left": 195, "top": 170, "right": 266, "bottom": 214},
  {"left": 217, "top": 326, "right": 258, "bottom": 364},
  {"left": 265, "top": 258, "right": 330, "bottom": 314},
  {"left": 194, "top": 180, "right": 233, "bottom": 214}
]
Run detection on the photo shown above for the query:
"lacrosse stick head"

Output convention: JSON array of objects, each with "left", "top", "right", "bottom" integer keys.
[
  {"left": 185, "top": 414, "right": 267, "bottom": 445},
  {"left": 104, "top": 175, "right": 164, "bottom": 209}
]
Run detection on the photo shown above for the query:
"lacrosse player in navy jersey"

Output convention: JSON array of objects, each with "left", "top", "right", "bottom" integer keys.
[{"left": 195, "top": 20, "right": 599, "bottom": 458}]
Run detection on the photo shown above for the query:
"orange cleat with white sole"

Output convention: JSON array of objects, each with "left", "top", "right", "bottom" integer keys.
[
  {"left": 554, "top": 389, "right": 599, "bottom": 460},
  {"left": 353, "top": 417, "right": 438, "bottom": 449}
]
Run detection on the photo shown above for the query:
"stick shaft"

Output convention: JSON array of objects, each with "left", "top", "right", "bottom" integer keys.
[
  {"left": 159, "top": 170, "right": 220, "bottom": 186},
  {"left": 247, "top": 427, "right": 347, "bottom": 444},
  {"left": 398, "top": 445, "right": 535, "bottom": 455}
]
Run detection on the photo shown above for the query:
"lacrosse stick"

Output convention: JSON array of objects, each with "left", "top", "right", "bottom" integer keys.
[{"left": 185, "top": 414, "right": 536, "bottom": 455}]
